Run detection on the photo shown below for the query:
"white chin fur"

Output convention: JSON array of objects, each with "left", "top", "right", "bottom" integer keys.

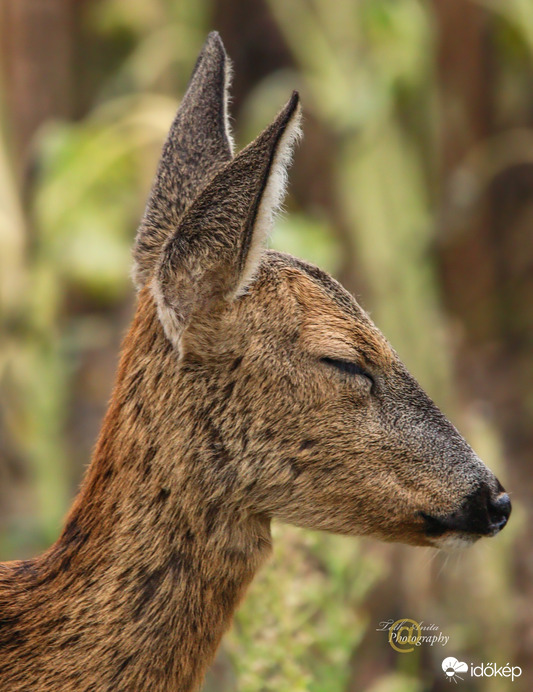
[{"left": 430, "top": 533, "right": 479, "bottom": 552}]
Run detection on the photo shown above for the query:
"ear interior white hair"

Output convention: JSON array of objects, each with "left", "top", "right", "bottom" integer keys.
[
  {"left": 223, "top": 57, "right": 235, "bottom": 157},
  {"left": 234, "top": 105, "right": 302, "bottom": 296}
]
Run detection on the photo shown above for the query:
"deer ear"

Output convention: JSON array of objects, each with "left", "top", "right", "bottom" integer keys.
[
  {"left": 153, "top": 92, "right": 302, "bottom": 351},
  {"left": 133, "top": 32, "right": 233, "bottom": 288}
]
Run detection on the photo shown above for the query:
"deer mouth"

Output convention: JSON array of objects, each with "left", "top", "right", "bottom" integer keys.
[{"left": 418, "top": 512, "right": 481, "bottom": 544}]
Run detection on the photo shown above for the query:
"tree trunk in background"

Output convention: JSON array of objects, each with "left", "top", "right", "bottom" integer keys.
[
  {"left": 433, "top": 0, "right": 495, "bottom": 342},
  {"left": 212, "top": 0, "right": 291, "bottom": 115},
  {"left": 0, "top": 0, "right": 76, "bottom": 539},
  {"left": 0, "top": 0, "right": 75, "bottom": 187},
  {"left": 434, "top": 0, "right": 533, "bottom": 682}
]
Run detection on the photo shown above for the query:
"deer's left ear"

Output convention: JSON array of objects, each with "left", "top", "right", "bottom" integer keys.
[
  {"left": 134, "top": 32, "right": 233, "bottom": 288},
  {"left": 153, "top": 92, "right": 302, "bottom": 351}
]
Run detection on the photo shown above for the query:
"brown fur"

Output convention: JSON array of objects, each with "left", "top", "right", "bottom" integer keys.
[{"left": 0, "top": 33, "right": 509, "bottom": 691}]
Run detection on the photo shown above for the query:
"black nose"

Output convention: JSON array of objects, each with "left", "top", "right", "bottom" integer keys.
[
  {"left": 421, "top": 484, "right": 512, "bottom": 538},
  {"left": 487, "top": 492, "right": 511, "bottom": 533}
]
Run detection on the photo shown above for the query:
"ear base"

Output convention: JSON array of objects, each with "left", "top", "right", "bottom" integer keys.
[
  {"left": 154, "top": 92, "right": 302, "bottom": 350},
  {"left": 133, "top": 32, "right": 233, "bottom": 288}
]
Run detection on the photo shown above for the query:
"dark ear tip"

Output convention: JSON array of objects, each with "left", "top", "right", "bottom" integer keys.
[
  {"left": 186, "top": 32, "right": 229, "bottom": 94},
  {"left": 205, "top": 31, "right": 226, "bottom": 55},
  {"left": 279, "top": 91, "right": 300, "bottom": 125},
  {"left": 287, "top": 90, "right": 300, "bottom": 114}
]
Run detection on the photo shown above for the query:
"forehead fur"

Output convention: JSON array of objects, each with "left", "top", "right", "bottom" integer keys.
[{"left": 251, "top": 250, "right": 394, "bottom": 367}]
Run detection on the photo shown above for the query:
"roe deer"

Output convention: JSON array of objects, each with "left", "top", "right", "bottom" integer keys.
[{"left": 0, "top": 32, "right": 511, "bottom": 692}]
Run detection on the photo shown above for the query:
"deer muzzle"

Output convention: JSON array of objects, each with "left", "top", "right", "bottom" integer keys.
[{"left": 420, "top": 481, "right": 512, "bottom": 541}]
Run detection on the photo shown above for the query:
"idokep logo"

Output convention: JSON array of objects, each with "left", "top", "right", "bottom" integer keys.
[
  {"left": 441, "top": 657, "right": 522, "bottom": 684},
  {"left": 442, "top": 657, "right": 468, "bottom": 683}
]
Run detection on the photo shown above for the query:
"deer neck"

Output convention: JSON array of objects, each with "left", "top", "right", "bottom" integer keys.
[{"left": 5, "top": 293, "right": 271, "bottom": 691}]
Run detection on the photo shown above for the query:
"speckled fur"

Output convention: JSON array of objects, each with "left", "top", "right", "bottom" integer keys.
[
  {"left": 133, "top": 32, "right": 234, "bottom": 288},
  {"left": 0, "top": 33, "right": 504, "bottom": 692}
]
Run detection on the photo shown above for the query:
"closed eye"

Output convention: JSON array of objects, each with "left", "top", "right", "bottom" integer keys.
[{"left": 320, "top": 357, "right": 374, "bottom": 385}]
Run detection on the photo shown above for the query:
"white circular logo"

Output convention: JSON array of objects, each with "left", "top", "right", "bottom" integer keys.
[{"left": 442, "top": 656, "right": 468, "bottom": 683}]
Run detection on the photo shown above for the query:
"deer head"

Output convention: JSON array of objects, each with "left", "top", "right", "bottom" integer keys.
[{"left": 129, "top": 32, "right": 510, "bottom": 552}]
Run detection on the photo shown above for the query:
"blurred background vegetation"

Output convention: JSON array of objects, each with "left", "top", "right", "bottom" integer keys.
[{"left": 0, "top": 0, "right": 532, "bottom": 690}]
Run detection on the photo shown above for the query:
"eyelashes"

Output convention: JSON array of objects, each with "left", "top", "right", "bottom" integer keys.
[{"left": 320, "top": 357, "right": 374, "bottom": 385}]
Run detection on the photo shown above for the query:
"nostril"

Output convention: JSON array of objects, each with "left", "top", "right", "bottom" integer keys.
[{"left": 488, "top": 492, "right": 511, "bottom": 532}]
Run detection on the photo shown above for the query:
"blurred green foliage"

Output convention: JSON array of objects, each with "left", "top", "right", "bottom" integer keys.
[{"left": 225, "top": 526, "right": 384, "bottom": 692}]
